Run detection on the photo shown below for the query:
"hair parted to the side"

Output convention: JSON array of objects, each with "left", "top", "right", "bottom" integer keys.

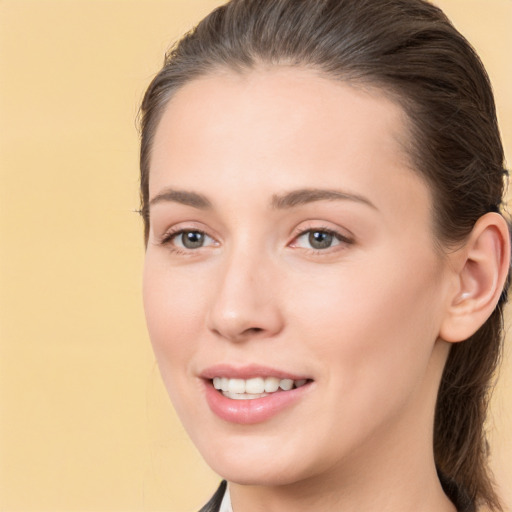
[{"left": 139, "top": 0, "right": 510, "bottom": 509}]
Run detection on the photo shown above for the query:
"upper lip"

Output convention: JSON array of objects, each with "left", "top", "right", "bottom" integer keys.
[{"left": 200, "top": 364, "right": 311, "bottom": 381}]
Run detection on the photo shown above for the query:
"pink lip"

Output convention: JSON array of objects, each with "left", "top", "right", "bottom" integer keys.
[
  {"left": 200, "top": 363, "right": 309, "bottom": 380},
  {"left": 200, "top": 365, "right": 313, "bottom": 425}
]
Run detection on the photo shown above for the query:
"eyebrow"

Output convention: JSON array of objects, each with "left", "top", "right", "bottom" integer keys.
[
  {"left": 148, "top": 187, "right": 376, "bottom": 212},
  {"left": 271, "top": 188, "right": 377, "bottom": 210},
  {"left": 149, "top": 188, "right": 212, "bottom": 209}
]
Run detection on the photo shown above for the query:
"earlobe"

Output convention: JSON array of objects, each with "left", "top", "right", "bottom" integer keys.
[{"left": 440, "top": 212, "right": 510, "bottom": 343}]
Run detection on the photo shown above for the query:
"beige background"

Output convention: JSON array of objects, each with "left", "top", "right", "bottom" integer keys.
[{"left": 0, "top": 1, "right": 510, "bottom": 511}]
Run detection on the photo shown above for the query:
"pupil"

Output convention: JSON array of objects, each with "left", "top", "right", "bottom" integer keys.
[
  {"left": 309, "top": 231, "right": 333, "bottom": 249},
  {"left": 183, "top": 231, "right": 204, "bottom": 249}
]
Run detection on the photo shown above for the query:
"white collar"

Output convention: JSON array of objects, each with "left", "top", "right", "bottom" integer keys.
[{"left": 219, "top": 482, "right": 233, "bottom": 512}]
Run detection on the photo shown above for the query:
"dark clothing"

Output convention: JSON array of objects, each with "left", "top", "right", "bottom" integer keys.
[
  {"left": 199, "top": 475, "right": 475, "bottom": 512},
  {"left": 199, "top": 480, "right": 227, "bottom": 512}
]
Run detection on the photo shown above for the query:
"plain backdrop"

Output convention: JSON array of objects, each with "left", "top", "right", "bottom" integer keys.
[{"left": 0, "top": 1, "right": 510, "bottom": 510}]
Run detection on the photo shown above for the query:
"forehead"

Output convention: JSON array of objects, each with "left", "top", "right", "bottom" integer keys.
[
  {"left": 149, "top": 66, "right": 430, "bottom": 223},
  {"left": 152, "top": 66, "right": 410, "bottom": 163}
]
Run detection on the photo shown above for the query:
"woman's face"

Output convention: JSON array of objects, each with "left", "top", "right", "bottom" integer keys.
[{"left": 143, "top": 67, "right": 454, "bottom": 486}]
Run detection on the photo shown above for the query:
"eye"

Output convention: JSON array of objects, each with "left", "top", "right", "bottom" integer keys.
[
  {"left": 167, "top": 230, "right": 216, "bottom": 250},
  {"left": 292, "top": 228, "right": 351, "bottom": 251},
  {"left": 305, "top": 230, "right": 337, "bottom": 250}
]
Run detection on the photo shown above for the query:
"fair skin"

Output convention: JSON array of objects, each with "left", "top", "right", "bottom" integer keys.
[{"left": 143, "top": 66, "right": 509, "bottom": 512}]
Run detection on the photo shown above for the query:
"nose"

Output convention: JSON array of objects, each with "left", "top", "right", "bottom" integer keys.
[{"left": 206, "top": 248, "right": 284, "bottom": 343}]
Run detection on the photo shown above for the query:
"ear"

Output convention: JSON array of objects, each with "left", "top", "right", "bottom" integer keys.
[{"left": 440, "top": 212, "right": 510, "bottom": 343}]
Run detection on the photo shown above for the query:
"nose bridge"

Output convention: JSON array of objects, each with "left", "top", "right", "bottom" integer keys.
[{"left": 207, "top": 239, "right": 282, "bottom": 341}]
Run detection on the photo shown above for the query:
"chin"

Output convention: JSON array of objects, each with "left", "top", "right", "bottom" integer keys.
[
  {"left": 195, "top": 433, "right": 323, "bottom": 487},
  {"left": 212, "top": 460, "right": 307, "bottom": 487}
]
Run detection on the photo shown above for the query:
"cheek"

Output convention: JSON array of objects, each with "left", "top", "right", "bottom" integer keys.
[
  {"left": 288, "top": 252, "right": 444, "bottom": 391},
  {"left": 142, "top": 255, "right": 205, "bottom": 366},
  {"left": 142, "top": 257, "right": 212, "bottom": 425}
]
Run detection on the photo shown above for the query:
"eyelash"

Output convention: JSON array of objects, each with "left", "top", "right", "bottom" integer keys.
[
  {"left": 159, "top": 228, "right": 216, "bottom": 255},
  {"left": 158, "top": 225, "right": 354, "bottom": 255},
  {"left": 290, "top": 226, "right": 354, "bottom": 253}
]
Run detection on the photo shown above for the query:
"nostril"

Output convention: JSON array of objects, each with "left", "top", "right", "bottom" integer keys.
[{"left": 207, "top": 295, "right": 284, "bottom": 341}]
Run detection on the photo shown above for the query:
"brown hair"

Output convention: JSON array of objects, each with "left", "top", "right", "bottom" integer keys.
[{"left": 139, "top": 0, "right": 509, "bottom": 508}]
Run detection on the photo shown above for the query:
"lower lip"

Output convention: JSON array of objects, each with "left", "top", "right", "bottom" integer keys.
[{"left": 203, "top": 380, "right": 312, "bottom": 424}]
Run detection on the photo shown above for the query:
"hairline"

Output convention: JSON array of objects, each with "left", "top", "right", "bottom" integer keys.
[{"left": 141, "top": 61, "right": 448, "bottom": 249}]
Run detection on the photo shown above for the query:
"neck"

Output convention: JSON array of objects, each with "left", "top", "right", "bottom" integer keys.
[{"left": 229, "top": 444, "right": 456, "bottom": 512}]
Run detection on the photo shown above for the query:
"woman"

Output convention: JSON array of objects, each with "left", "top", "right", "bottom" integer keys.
[{"left": 139, "top": 0, "right": 510, "bottom": 510}]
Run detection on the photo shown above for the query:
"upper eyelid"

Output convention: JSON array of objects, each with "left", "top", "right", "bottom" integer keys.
[
  {"left": 157, "top": 221, "right": 217, "bottom": 241},
  {"left": 161, "top": 227, "right": 213, "bottom": 244},
  {"left": 291, "top": 229, "right": 352, "bottom": 246},
  {"left": 155, "top": 220, "right": 354, "bottom": 245},
  {"left": 291, "top": 222, "right": 355, "bottom": 242},
  {"left": 158, "top": 229, "right": 218, "bottom": 254}
]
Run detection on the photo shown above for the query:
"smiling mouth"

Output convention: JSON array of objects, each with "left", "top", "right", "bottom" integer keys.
[{"left": 211, "top": 376, "right": 312, "bottom": 400}]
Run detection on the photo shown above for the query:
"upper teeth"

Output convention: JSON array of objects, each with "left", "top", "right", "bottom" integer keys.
[{"left": 212, "top": 377, "right": 307, "bottom": 394}]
